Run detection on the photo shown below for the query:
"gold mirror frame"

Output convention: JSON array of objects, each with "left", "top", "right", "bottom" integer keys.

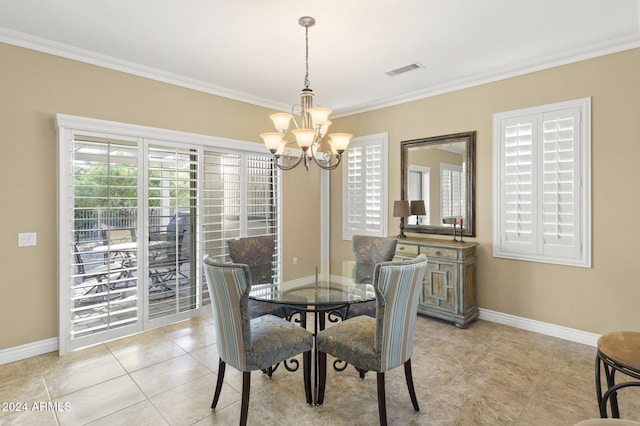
[{"left": 401, "top": 131, "right": 476, "bottom": 237}]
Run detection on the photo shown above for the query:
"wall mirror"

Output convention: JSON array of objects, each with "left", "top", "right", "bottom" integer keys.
[{"left": 401, "top": 131, "right": 476, "bottom": 237}]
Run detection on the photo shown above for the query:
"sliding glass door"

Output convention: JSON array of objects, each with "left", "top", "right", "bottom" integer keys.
[{"left": 57, "top": 115, "right": 281, "bottom": 354}]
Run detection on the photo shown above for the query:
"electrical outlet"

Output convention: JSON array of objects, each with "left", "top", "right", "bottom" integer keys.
[
  {"left": 18, "top": 232, "right": 37, "bottom": 247},
  {"left": 292, "top": 256, "right": 298, "bottom": 265}
]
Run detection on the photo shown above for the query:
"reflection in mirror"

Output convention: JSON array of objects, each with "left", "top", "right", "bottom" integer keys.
[{"left": 401, "top": 131, "right": 476, "bottom": 237}]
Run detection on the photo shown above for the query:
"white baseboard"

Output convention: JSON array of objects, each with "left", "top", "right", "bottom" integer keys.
[
  {"left": 0, "top": 308, "right": 600, "bottom": 365},
  {"left": 0, "top": 337, "right": 58, "bottom": 365},
  {"left": 479, "top": 308, "right": 599, "bottom": 347}
]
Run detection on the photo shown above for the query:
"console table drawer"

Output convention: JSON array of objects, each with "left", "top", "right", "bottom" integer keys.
[
  {"left": 420, "top": 246, "right": 457, "bottom": 260},
  {"left": 396, "top": 243, "right": 419, "bottom": 256}
]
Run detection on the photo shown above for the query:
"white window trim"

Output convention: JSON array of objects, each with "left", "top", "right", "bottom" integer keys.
[
  {"left": 492, "top": 98, "right": 591, "bottom": 268},
  {"left": 342, "top": 132, "right": 388, "bottom": 240}
]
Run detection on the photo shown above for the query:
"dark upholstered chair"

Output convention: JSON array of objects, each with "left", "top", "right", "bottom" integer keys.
[
  {"left": 346, "top": 235, "right": 398, "bottom": 319},
  {"left": 316, "top": 255, "right": 428, "bottom": 426},
  {"left": 227, "top": 236, "right": 286, "bottom": 319},
  {"left": 228, "top": 236, "right": 274, "bottom": 284},
  {"left": 203, "top": 256, "right": 313, "bottom": 426}
]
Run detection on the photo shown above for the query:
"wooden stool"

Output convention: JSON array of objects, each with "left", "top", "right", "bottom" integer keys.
[{"left": 596, "top": 331, "right": 640, "bottom": 418}]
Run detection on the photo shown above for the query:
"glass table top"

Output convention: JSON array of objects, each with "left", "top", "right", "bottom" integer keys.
[{"left": 249, "top": 261, "right": 375, "bottom": 307}]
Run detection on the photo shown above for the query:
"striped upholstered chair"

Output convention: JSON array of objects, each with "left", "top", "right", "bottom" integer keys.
[
  {"left": 203, "top": 256, "right": 313, "bottom": 426},
  {"left": 316, "top": 254, "right": 428, "bottom": 426}
]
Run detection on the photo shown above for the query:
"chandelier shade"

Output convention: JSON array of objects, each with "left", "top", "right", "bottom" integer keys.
[
  {"left": 261, "top": 16, "right": 352, "bottom": 171},
  {"left": 260, "top": 132, "right": 285, "bottom": 151},
  {"left": 269, "top": 113, "right": 293, "bottom": 132}
]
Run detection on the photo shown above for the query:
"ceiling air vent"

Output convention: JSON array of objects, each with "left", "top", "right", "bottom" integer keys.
[{"left": 385, "top": 62, "right": 425, "bottom": 77}]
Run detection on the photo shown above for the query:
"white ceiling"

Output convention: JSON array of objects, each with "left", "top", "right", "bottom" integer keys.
[{"left": 1, "top": 0, "right": 639, "bottom": 117}]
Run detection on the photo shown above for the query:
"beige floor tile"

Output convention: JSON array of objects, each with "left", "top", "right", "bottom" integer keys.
[
  {"left": 129, "top": 353, "right": 211, "bottom": 397},
  {"left": 0, "top": 408, "right": 58, "bottom": 425},
  {"left": 112, "top": 339, "right": 186, "bottom": 372},
  {"left": 187, "top": 344, "right": 220, "bottom": 372},
  {"left": 41, "top": 354, "right": 127, "bottom": 399},
  {"left": 151, "top": 373, "right": 223, "bottom": 426},
  {"left": 37, "top": 344, "right": 111, "bottom": 371},
  {"left": 54, "top": 375, "right": 146, "bottom": 425},
  {"left": 0, "top": 359, "right": 49, "bottom": 407},
  {"left": 0, "top": 358, "right": 42, "bottom": 383},
  {"left": 85, "top": 400, "right": 169, "bottom": 426},
  {"left": 3, "top": 314, "right": 639, "bottom": 425},
  {"left": 171, "top": 323, "right": 217, "bottom": 353}
]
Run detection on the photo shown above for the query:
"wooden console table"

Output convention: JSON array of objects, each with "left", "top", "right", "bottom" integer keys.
[{"left": 393, "top": 237, "right": 478, "bottom": 328}]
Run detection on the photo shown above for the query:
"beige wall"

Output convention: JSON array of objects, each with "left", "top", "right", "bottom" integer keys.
[
  {"left": 3, "top": 40, "right": 639, "bottom": 352},
  {"left": 331, "top": 48, "right": 640, "bottom": 335},
  {"left": 0, "top": 42, "right": 321, "bottom": 350}
]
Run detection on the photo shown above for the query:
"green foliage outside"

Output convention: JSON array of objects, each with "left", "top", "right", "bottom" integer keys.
[{"left": 73, "top": 163, "right": 194, "bottom": 233}]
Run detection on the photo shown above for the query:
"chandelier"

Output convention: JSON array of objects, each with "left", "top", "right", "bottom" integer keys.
[{"left": 260, "top": 16, "right": 352, "bottom": 171}]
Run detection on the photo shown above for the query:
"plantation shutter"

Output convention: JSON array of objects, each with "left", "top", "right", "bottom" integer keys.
[
  {"left": 493, "top": 98, "right": 589, "bottom": 267},
  {"left": 70, "top": 135, "right": 140, "bottom": 342},
  {"left": 441, "top": 164, "right": 465, "bottom": 219},
  {"left": 247, "top": 154, "right": 280, "bottom": 237},
  {"left": 540, "top": 108, "right": 581, "bottom": 259},
  {"left": 147, "top": 142, "right": 199, "bottom": 321},
  {"left": 201, "top": 149, "right": 280, "bottom": 275},
  {"left": 501, "top": 114, "right": 537, "bottom": 254},
  {"left": 342, "top": 133, "right": 388, "bottom": 239},
  {"left": 344, "top": 144, "right": 364, "bottom": 236},
  {"left": 58, "top": 114, "right": 284, "bottom": 353}
]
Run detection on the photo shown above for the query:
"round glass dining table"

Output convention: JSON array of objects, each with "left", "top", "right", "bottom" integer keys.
[{"left": 248, "top": 262, "right": 375, "bottom": 405}]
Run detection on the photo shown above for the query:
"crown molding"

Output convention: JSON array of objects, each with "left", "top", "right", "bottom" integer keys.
[
  {"left": 3, "top": 25, "right": 640, "bottom": 118},
  {"left": 333, "top": 33, "right": 640, "bottom": 118},
  {"left": 0, "top": 26, "right": 290, "bottom": 112}
]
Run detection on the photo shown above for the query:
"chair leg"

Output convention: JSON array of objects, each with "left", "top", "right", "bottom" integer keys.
[
  {"left": 377, "top": 371, "right": 388, "bottom": 426},
  {"left": 303, "top": 350, "right": 312, "bottom": 404},
  {"left": 318, "top": 350, "right": 327, "bottom": 405},
  {"left": 211, "top": 358, "right": 226, "bottom": 408},
  {"left": 404, "top": 359, "right": 420, "bottom": 411},
  {"left": 356, "top": 367, "right": 367, "bottom": 379},
  {"left": 240, "top": 371, "right": 251, "bottom": 426}
]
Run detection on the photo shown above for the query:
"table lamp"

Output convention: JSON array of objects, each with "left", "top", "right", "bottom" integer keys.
[
  {"left": 393, "top": 200, "right": 411, "bottom": 238},
  {"left": 410, "top": 200, "right": 426, "bottom": 225}
]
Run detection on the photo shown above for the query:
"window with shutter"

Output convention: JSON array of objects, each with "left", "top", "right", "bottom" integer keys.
[
  {"left": 493, "top": 98, "right": 591, "bottom": 267},
  {"left": 342, "top": 133, "right": 388, "bottom": 239},
  {"left": 441, "top": 163, "right": 465, "bottom": 220}
]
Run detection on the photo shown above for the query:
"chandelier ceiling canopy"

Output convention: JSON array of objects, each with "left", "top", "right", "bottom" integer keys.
[{"left": 260, "top": 16, "right": 352, "bottom": 171}]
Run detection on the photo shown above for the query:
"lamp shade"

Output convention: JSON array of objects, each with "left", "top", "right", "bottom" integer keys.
[
  {"left": 393, "top": 200, "right": 411, "bottom": 217},
  {"left": 307, "top": 107, "right": 332, "bottom": 127},
  {"left": 328, "top": 133, "right": 352, "bottom": 153},
  {"left": 292, "top": 129, "right": 316, "bottom": 149},
  {"left": 410, "top": 200, "right": 426, "bottom": 215},
  {"left": 260, "top": 132, "right": 285, "bottom": 152},
  {"left": 270, "top": 113, "right": 293, "bottom": 132}
]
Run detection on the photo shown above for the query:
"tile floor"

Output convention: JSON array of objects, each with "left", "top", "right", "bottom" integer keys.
[{"left": 1, "top": 313, "right": 639, "bottom": 426}]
